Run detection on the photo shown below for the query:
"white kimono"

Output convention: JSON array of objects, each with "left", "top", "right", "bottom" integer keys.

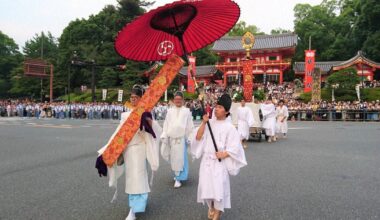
[
  {"left": 237, "top": 106, "right": 255, "bottom": 140},
  {"left": 191, "top": 119, "right": 247, "bottom": 212},
  {"left": 160, "top": 106, "right": 194, "bottom": 175},
  {"left": 261, "top": 103, "right": 277, "bottom": 136},
  {"left": 98, "top": 112, "right": 161, "bottom": 197},
  {"left": 276, "top": 105, "right": 289, "bottom": 134}
]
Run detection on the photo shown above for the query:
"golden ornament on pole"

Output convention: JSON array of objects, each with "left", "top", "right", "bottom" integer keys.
[
  {"left": 242, "top": 32, "right": 255, "bottom": 59},
  {"left": 241, "top": 32, "right": 256, "bottom": 102}
]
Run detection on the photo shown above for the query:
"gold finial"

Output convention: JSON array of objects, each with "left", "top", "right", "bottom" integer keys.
[{"left": 242, "top": 32, "right": 255, "bottom": 59}]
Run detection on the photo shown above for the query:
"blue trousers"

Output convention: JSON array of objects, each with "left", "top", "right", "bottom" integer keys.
[
  {"left": 174, "top": 141, "right": 189, "bottom": 181},
  {"left": 129, "top": 193, "right": 148, "bottom": 213}
]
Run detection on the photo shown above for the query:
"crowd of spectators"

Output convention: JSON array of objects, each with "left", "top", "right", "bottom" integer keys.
[
  {"left": 0, "top": 99, "right": 127, "bottom": 120},
  {"left": 286, "top": 100, "right": 380, "bottom": 121},
  {"left": 2, "top": 82, "right": 380, "bottom": 122}
]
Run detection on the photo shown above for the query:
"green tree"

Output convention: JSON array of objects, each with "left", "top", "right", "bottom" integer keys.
[
  {"left": 120, "top": 60, "right": 150, "bottom": 91},
  {"left": 192, "top": 45, "right": 219, "bottom": 66},
  {"left": 23, "top": 32, "right": 58, "bottom": 60},
  {"left": 0, "top": 31, "right": 23, "bottom": 97},
  {"left": 228, "top": 21, "right": 265, "bottom": 36},
  {"left": 362, "top": 32, "right": 380, "bottom": 61},
  {"left": 352, "top": 0, "right": 380, "bottom": 61},
  {"left": 270, "top": 28, "right": 292, "bottom": 35},
  {"left": 8, "top": 32, "right": 58, "bottom": 99},
  {"left": 293, "top": 0, "right": 359, "bottom": 61},
  {"left": 326, "top": 67, "right": 360, "bottom": 101},
  {"left": 253, "top": 89, "right": 265, "bottom": 101},
  {"left": 8, "top": 66, "right": 41, "bottom": 99},
  {"left": 57, "top": 1, "right": 152, "bottom": 97},
  {"left": 98, "top": 67, "right": 120, "bottom": 88},
  {"left": 326, "top": 67, "right": 359, "bottom": 89}
]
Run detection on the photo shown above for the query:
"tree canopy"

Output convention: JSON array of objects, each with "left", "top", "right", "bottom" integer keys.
[
  {"left": 228, "top": 21, "right": 265, "bottom": 36},
  {"left": 0, "top": 31, "right": 22, "bottom": 97},
  {"left": 294, "top": 0, "right": 380, "bottom": 62}
]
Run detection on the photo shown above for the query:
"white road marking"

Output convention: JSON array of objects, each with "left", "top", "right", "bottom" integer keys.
[
  {"left": 32, "top": 125, "right": 72, "bottom": 129},
  {"left": 288, "top": 127, "right": 312, "bottom": 130}
]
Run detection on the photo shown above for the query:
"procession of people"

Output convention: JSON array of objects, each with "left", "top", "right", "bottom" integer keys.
[{"left": 93, "top": 80, "right": 293, "bottom": 219}]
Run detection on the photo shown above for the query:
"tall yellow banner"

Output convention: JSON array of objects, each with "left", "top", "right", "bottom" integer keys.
[
  {"left": 312, "top": 68, "right": 321, "bottom": 102},
  {"left": 102, "top": 55, "right": 184, "bottom": 166}
]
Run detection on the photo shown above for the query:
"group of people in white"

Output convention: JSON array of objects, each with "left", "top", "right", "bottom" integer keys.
[
  {"left": 96, "top": 85, "right": 289, "bottom": 220},
  {"left": 260, "top": 97, "right": 289, "bottom": 143},
  {"left": 233, "top": 96, "right": 289, "bottom": 145}
]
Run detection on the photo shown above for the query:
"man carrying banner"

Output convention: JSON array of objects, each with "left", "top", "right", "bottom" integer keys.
[
  {"left": 97, "top": 85, "right": 161, "bottom": 220},
  {"left": 161, "top": 91, "right": 194, "bottom": 188}
]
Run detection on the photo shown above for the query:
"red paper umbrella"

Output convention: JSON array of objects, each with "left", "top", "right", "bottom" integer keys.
[{"left": 115, "top": 0, "right": 240, "bottom": 61}]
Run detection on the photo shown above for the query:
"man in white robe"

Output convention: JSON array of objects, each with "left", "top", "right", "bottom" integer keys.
[
  {"left": 161, "top": 91, "right": 194, "bottom": 188},
  {"left": 276, "top": 100, "right": 289, "bottom": 138},
  {"left": 237, "top": 100, "right": 255, "bottom": 148},
  {"left": 191, "top": 94, "right": 247, "bottom": 220},
  {"left": 261, "top": 98, "right": 277, "bottom": 143},
  {"left": 97, "top": 85, "right": 161, "bottom": 220}
]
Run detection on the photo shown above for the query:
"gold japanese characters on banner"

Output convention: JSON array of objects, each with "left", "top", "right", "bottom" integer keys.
[
  {"left": 312, "top": 68, "right": 321, "bottom": 102},
  {"left": 242, "top": 61, "right": 253, "bottom": 102},
  {"left": 304, "top": 50, "right": 316, "bottom": 93}
]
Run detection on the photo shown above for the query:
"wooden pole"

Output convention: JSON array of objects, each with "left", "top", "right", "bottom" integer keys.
[{"left": 50, "top": 64, "right": 53, "bottom": 103}]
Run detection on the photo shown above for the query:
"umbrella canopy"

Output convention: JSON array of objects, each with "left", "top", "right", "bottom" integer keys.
[{"left": 115, "top": 0, "right": 240, "bottom": 62}]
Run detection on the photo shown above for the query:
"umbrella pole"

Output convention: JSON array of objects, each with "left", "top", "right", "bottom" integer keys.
[{"left": 178, "top": 37, "right": 221, "bottom": 162}]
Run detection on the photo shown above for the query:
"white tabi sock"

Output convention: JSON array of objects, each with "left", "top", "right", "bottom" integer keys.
[
  {"left": 174, "top": 180, "right": 182, "bottom": 188},
  {"left": 126, "top": 209, "right": 136, "bottom": 220}
]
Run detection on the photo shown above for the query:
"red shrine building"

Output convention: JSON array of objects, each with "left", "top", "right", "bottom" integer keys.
[
  {"left": 178, "top": 34, "right": 380, "bottom": 89},
  {"left": 293, "top": 51, "right": 380, "bottom": 83},
  {"left": 179, "top": 33, "right": 298, "bottom": 88}
]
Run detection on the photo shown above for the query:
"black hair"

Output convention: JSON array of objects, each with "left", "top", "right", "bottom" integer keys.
[
  {"left": 174, "top": 91, "right": 184, "bottom": 98},
  {"left": 216, "top": 94, "right": 232, "bottom": 112},
  {"left": 131, "top": 85, "right": 144, "bottom": 97}
]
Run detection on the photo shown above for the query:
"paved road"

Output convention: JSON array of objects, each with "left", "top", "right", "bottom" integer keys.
[{"left": 0, "top": 118, "right": 379, "bottom": 220}]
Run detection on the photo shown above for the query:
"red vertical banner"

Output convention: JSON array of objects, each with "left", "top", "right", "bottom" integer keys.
[
  {"left": 304, "top": 50, "right": 315, "bottom": 93},
  {"left": 187, "top": 56, "right": 196, "bottom": 93},
  {"left": 242, "top": 60, "right": 254, "bottom": 102}
]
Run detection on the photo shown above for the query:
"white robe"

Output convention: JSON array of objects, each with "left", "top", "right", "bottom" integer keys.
[
  {"left": 261, "top": 103, "right": 277, "bottom": 136},
  {"left": 98, "top": 112, "right": 161, "bottom": 196},
  {"left": 276, "top": 106, "right": 289, "bottom": 134},
  {"left": 191, "top": 119, "right": 247, "bottom": 212},
  {"left": 237, "top": 106, "right": 255, "bottom": 140},
  {"left": 160, "top": 106, "right": 194, "bottom": 175}
]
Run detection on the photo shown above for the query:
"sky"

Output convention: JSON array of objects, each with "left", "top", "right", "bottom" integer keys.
[{"left": 0, "top": 0, "right": 322, "bottom": 49}]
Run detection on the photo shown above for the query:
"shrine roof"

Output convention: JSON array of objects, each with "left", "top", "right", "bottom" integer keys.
[
  {"left": 294, "top": 51, "right": 380, "bottom": 73},
  {"left": 212, "top": 33, "right": 298, "bottom": 52},
  {"left": 179, "top": 65, "right": 218, "bottom": 77},
  {"left": 293, "top": 61, "right": 342, "bottom": 73},
  {"left": 332, "top": 51, "right": 380, "bottom": 70}
]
